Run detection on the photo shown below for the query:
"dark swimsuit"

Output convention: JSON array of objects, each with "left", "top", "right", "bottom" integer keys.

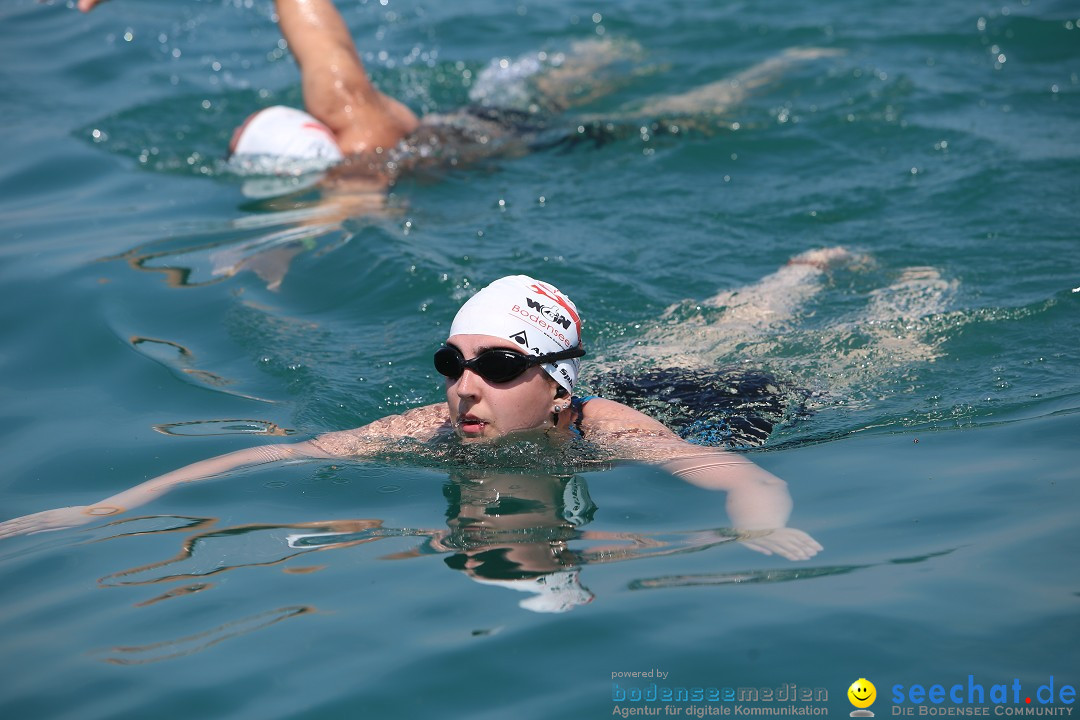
[{"left": 583, "top": 368, "right": 809, "bottom": 449}]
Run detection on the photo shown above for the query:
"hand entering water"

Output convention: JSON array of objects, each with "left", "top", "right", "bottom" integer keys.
[{"left": 737, "top": 527, "right": 823, "bottom": 562}]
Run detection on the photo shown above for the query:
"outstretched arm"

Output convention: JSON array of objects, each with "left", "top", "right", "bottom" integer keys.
[
  {"left": 0, "top": 440, "right": 330, "bottom": 539},
  {"left": 274, "top": 0, "right": 418, "bottom": 152},
  {"left": 0, "top": 403, "right": 451, "bottom": 539}
]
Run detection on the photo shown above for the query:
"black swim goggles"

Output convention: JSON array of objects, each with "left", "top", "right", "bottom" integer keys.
[{"left": 433, "top": 344, "right": 586, "bottom": 384}]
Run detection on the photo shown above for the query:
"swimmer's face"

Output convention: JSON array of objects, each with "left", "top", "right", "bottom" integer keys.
[{"left": 444, "top": 334, "right": 561, "bottom": 442}]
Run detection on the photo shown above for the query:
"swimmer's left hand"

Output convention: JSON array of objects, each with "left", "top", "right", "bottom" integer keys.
[
  {"left": 0, "top": 506, "right": 105, "bottom": 539},
  {"left": 738, "top": 527, "right": 822, "bottom": 561}
]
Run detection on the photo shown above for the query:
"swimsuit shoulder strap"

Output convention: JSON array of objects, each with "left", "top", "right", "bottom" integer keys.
[{"left": 569, "top": 395, "right": 598, "bottom": 437}]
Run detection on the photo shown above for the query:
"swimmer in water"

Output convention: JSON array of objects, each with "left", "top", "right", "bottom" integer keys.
[
  {"left": 78, "top": 0, "right": 841, "bottom": 288},
  {"left": 79, "top": 0, "right": 599, "bottom": 191},
  {"left": 0, "top": 275, "right": 821, "bottom": 561},
  {"left": 78, "top": 0, "right": 841, "bottom": 191}
]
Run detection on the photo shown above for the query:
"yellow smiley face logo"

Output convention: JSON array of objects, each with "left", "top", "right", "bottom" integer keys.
[{"left": 848, "top": 679, "right": 877, "bottom": 709}]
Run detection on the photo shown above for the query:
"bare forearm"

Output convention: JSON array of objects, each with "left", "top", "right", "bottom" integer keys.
[
  {"left": 275, "top": 0, "right": 360, "bottom": 71},
  {"left": 92, "top": 441, "right": 328, "bottom": 517},
  {"left": 0, "top": 440, "right": 332, "bottom": 538},
  {"left": 662, "top": 451, "right": 793, "bottom": 530}
]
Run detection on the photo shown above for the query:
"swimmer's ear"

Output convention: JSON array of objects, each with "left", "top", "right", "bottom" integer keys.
[{"left": 555, "top": 387, "right": 570, "bottom": 399}]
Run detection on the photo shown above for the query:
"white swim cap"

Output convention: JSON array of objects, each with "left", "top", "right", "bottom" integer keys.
[
  {"left": 230, "top": 106, "right": 344, "bottom": 163},
  {"left": 449, "top": 275, "right": 583, "bottom": 393}
]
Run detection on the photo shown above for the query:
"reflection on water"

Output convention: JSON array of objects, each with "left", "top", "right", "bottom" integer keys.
[
  {"left": 128, "top": 335, "right": 277, "bottom": 403},
  {"left": 101, "top": 205, "right": 349, "bottom": 289},
  {"left": 97, "top": 519, "right": 391, "bottom": 588},
  {"left": 96, "top": 606, "right": 315, "bottom": 665},
  {"left": 132, "top": 582, "right": 212, "bottom": 608},
  {"left": 80, "top": 470, "right": 814, "bottom": 627},
  {"left": 627, "top": 548, "right": 957, "bottom": 591},
  {"left": 153, "top": 419, "right": 292, "bottom": 437}
]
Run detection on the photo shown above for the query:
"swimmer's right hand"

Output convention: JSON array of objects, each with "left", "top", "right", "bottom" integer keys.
[
  {"left": 737, "top": 527, "right": 823, "bottom": 562},
  {"left": 0, "top": 506, "right": 101, "bottom": 539},
  {"left": 77, "top": 0, "right": 108, "bottom": 13}
]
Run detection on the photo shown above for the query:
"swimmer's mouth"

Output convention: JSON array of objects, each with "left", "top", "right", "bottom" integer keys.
[{"left": 457, "top": 414, "right": 487, "bottom": 434}]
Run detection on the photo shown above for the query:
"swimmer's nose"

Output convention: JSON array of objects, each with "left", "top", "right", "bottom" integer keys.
[{"left": 453, "top": 367, "right": 482, "bottom": 397}]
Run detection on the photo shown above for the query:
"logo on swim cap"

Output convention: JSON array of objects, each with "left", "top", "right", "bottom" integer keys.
[{"left": 526, "top": 282, "right": 581, "bottom": 335}]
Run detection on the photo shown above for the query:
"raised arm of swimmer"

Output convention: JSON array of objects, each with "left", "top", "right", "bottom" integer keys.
[
  {"left": 273, "top": 0, "right": 417, "bottom": 152},
  {"left": 77, "top": 0, "right": 417, "bottom": 154}
]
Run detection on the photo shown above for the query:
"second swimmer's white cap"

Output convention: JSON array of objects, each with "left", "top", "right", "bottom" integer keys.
[
  {"left": 449, "top": 275, "right": 583, "bottom": 394},
  {"left": 229, "top": 105, "right": 344, "bottom": 163}
]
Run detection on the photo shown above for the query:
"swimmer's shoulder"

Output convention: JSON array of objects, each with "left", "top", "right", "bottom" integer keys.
[
  {"left": 576, "top": 396, "right": 677, "bottom": 439},
  {"left": 311, "top": 403, "right": 451, "bottom": 457}
]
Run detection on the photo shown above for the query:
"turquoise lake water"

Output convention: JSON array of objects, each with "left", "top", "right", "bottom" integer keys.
[{"left": 1, "top": 0, "right": 1078, "bottom": 718}]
